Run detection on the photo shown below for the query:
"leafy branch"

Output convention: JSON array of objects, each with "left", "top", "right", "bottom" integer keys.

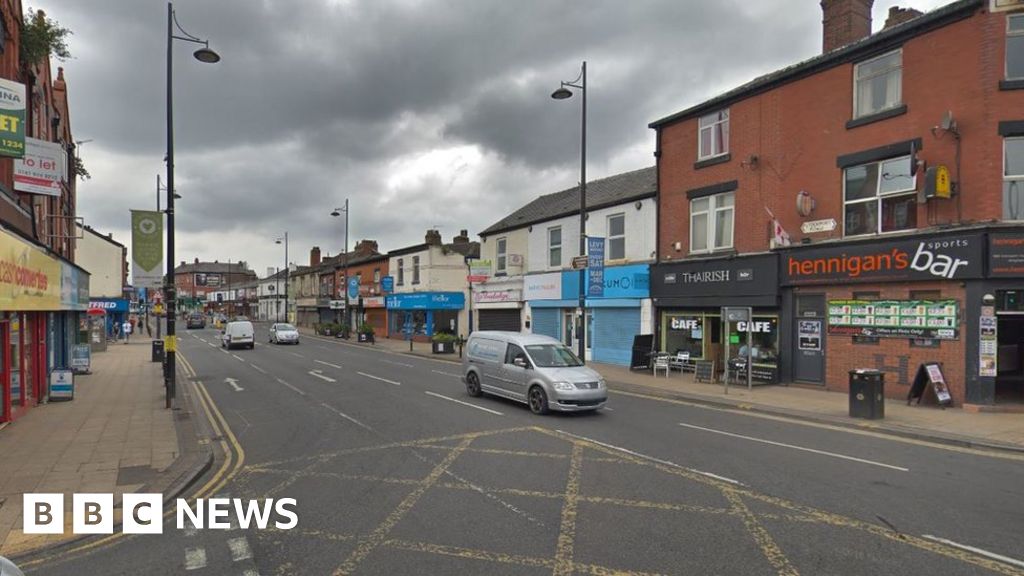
[{"left": 20, "top": 8, "right": 72, "bottom": 66}]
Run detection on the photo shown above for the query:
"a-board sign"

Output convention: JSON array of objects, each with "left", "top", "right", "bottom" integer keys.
[
  {"left": 695, "top": 360, "right": 715, "bottom": 383},
  {"left": 629, "top": 334, "right": 654, "bottom": 371},
  {"left": 49, "top": 369, "right": 74, "bottom": 400},
  {"left": 71, "top": 344, "right": 91, "bottom": 373},
  {"left": 907, "top": 362, "right": 953, "bottom": 406}
]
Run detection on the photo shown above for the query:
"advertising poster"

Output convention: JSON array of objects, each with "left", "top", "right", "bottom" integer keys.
[
  {"left": 827, "top": 299, "right": 959, "bottom": 340},
  {"left": 131, "top": 210, "right": 164, "bottom": 289},
  {"left": 0, "top": 78, "right": 26, "bottom": 157}
]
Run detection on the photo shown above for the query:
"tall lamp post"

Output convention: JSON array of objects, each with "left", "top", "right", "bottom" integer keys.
[
  {"left": 552, "top": 61, "right": 587, "bottom": 364},
  {"left": 165, "top": 2, "right": 220, "bottom": 408},
  {"left": 275, "top": 233, "right": 289, "bottom": 323},
  {"left": 331, "top": 200, "right": 350, "bottom": 334}
]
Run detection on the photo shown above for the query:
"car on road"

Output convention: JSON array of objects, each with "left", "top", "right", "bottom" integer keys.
[
  {"left": 462, "top": 331, "right": 607, "bottom": 414},
  {"left": 270, "top": 322, "right": 300, "bottom": 345},
  {"left": 186, "top": 313, "right": 206, "bottom": 329},
  {"left": 221, "top": 320, "right": 255, "bottom": 349}
]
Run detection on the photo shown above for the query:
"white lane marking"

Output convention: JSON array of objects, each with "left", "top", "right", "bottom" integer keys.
[
  {"left": 291, "top": 352, "right": 305, "bottom": 358},
  {"left": 556, "top": 429, "right": 744, "bottom": 486},
  {"left": 320, "top": 402, "right": 373, "bottom": 431},
  {"left": 220, "top": 348, "right": 229, "bottom": 354},
  {"left": 678, "top": 422, "right": 909, "bottom": 472},
  {"left": 603, "top": 407, "right": 614, "bottom": 411},
  {"left": 207, "top": 342, "right": 217, "bottom": 348},
  {"left": 922, "top": 535, "right": 1024, "bottom": 569},
  {"left": 242, "top": 570, "right": 261, "bottom": 576},
  {"left": 250, "top": 364, "right": 267, "bottom": 374},
  {"left": 184, "top": 547, "right": 207, "bottom": 570},
  {"left": 308, "top": 370, "right": 337, "bottom": 383},
  {"left": 225, "top": 378, "right": 244, "bottom": 392},
  {"left": 357, "top": 371, "right": 401, "bottom": 386},
  {"left": 315, "top": 359, "right": 342, "bottom": 369},
  {"left": 382, "top": 360, "right": 414, "bottom": 368},
  {"left": 424, "top": 391, "right": 503, "bottom": 415},
  {"left": 431, "top": 369, "right": 460, "bottom": 378},
  {"left": 228, "top": 536, "right": 253, "bottom": 562},
  {"left": 317, "top": 345, "right": 330, "bottom": 350},
  {"left": 232, "top": 354, "right": 245, "bottom": 362},
  {"left": 276, "top": 378, "right": 306, "bottom": 396}
]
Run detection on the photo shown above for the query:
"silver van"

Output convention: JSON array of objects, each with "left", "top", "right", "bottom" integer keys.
[{"left": 462, "top": 331, "right": 607, "bottom": 414}]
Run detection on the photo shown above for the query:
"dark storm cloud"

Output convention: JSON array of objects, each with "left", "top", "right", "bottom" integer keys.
[{"left": 31, "top": 0, "right": 946, "bottom": 276}]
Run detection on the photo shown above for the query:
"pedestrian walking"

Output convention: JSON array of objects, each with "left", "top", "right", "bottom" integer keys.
[{"left": 122, "top": 319, "right": 132, "bottom": 344}]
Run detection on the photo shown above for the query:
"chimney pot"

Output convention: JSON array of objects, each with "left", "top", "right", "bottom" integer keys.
[
  {"left": 821, "top": 0, "right": 874, "bottom": 53},
  {"left": 194, "top": 257, "right": 199, "bottom": 264},
  {"left": 310, "top": 246, "right": 322, "bottom": 267},
  {"left": 425, "top": 229, "right": 443, "bottom": 246},
  {"left": 883, "top": 6, "right": 923, "bottom": 30}
]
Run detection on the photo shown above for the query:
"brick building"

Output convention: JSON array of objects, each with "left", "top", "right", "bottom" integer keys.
[
  {"left": 330, "top": 241, "right": 388, "bottom": 337},
  {"left": 173, "top": 259, "right": 256, "bottom": 312},
  {"left": 649, "top": 0, "right": 1024, "bottom": 408}
]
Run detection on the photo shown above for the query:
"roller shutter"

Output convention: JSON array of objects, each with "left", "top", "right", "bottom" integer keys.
[
  {"left": 592, "top": 308, "right": 640, "bottom": 366},
  {"left": 478, "top": 309, "right": 522, "bottom": 332},
  {"left": 531, "top": 308, "right": 560, "bottom": 339}
]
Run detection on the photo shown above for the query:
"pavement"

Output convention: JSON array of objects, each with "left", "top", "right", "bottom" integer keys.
[
  {"left": 312, "top": 329, "right": 1024, "bottom": 451},
  {"left": 0, "top": 340, "right": 210, "bottom": 559}
]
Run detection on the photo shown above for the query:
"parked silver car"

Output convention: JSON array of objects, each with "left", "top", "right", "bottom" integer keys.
[
  {"left": 462, "top": 331, "right": 607, "bottom": 414},
  {"left": 269, "top": 323, "right": 300, "bottom": 345}
]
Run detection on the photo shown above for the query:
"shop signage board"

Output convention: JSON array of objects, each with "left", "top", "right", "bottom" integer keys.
[
  {"left": 474, "top": 290, "right": 521, "bottom": 304},
  {"left": 988, "top": 233, "right": 1024, "bottom": 277},
  {"left": 71, "top": 344, "right": 91, "bottom": 373},
  {"left": 195, "top": 273, "right": 222, "bottom": 287},
  {"left": 381, "top": 275, "right": 394, "bottom": 293},
  {"left": 797, "top": 320, "right": 822, "bottom": 351},
  {"left": 651, "top": 254, "right": 777, "bottom": 305},
  {"left": 131, "top": 210, "right": 164, "bottom": 289},
  {"left": 14, "top": 138, "right": 65, "bottom": 195},
  {"left": 800, "top": 219, "right": 836, "bottom": 234},
  {"left": 782, "top": 233, "right": 984, "bottom": 285},
  {"left": 587, "top": 237, "right": 605, "bottom": 298},
  {"left": 524, "top": 272, "right": 561, "bottom": 300},
  {"left": 0, "top": 228, "right": 62, "bottom": 310},
  {"left": 827, "top": 299, "right": 959, "bottom": 340},
  {"left": 980, "top": 312, "right": 998, "bottom": 377},
  {"left": 49, "top": 369, "right": 74, "bottom": 400},
  {"left": 908, "top": 363, "right": 953, "bottom": 406},
  {"left": 0, "top": 78, "right": 26, "bottom": 158},
  {"left": 469, "top": 260, "right": 492, "bottom": 279},
  {"left": 385, "top": 292, "right": 465, "bottom": 310}
]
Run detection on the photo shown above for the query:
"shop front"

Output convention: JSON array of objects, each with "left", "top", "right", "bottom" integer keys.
[
  {"left": 359, "top": 296, "right": 387, "bottom": 336},
  {"left": 473, "top": 275, "right": 523, "bottom": 333},
  {"left": 524, "top": 272, "right": 576, "bottom": 348},
  {"left": 386, "top": 292, "right": 465, "bottom": 340},
  {"left": 652, "top": 254, "right": 780, "bottom": 382},
  {"left": 779, "top": 231, "right": 985, "bottom": 404},
  {"left": 974, "top": 229, "right": 1024, "bottom": 406},
  {"left": 88, "top": 298, "right": 129, "bottom": 339}
]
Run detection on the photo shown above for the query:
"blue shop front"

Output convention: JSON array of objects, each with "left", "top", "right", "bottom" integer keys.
[
  {"left": 386, "top": 292, "right": 466, "bottom": 340},
  {"left": 88, "top": 297, "right": 130, "bottom": 338},
  {"left": 526, "top": 264, "right": 650, "bottom": 365}
]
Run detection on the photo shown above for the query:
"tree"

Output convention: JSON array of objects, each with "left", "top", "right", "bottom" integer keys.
[{"left": 20, "top": 8, "right": 72, "bottom": 66}]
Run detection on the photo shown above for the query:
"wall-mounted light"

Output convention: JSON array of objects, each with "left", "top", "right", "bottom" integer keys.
[
  {"left": 635, "top": 201, "right": 643, "bottom": 210},
  {"left": 741, "top": 154, "right": 759, "bottom": 170}
]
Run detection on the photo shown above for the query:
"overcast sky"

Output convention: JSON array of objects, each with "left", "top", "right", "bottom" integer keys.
[{"left": 34, "top": 0, "right": 948, "bottom": 279}]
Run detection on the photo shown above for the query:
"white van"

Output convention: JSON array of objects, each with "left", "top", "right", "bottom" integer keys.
[
  {"left": 221, "top": 321, "right": 255, "bottom": 350},
  {"left": 462, "top": 331, "right": 607, "bottom": 414}
]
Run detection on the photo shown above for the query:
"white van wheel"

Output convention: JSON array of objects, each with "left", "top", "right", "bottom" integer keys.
[
  {"left": 466, "top": 372, "right": 482, "bottom": 397},
  {"left": 528, "top": 386, "right": 549, "bottom": 415}
]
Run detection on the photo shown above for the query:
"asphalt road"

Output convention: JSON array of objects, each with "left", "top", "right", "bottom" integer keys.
[{"left": 25, "top": 325, "right": 1024, "bottom": 575}]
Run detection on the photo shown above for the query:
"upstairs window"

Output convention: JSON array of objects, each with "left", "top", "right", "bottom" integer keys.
[
  {"left": 698, "top": 109, "right": 729, "bottom": 160},
  {"left": 854, "top": 50, "right": 902, "bottom": 118},
  {"left": 373, "top": 268, "right": 380, "bottom": 283},
  {"left": 397, "top": 258, "right": 404, "bottom": 285},
  {"left": 496, "top": 237, "right": 507, "bottom": 273},
  {"left": 548, "top": 226, "right": 562, "bottom": 268},
  {"left": 412, "top": 256, "right": 420, "bottom": 284},
  {"left": 1005, "top": 137, "right": 1024, "bottom": 220},
  {"left": 690, "top": 192, "right": 734, "bottom": 253},
  {"left": 1008, "top": 15, "right": 1024, "bottom": 80},
  {"left": 607, "top": 213, "right": 625, "bottom": 260},
  {"left": 843, "top": 155, "right": 917, "bottom": 236}
]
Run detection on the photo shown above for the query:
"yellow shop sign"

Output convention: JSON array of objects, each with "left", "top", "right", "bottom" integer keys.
[{"left": 0, "top": 229, "right": 61, "bottom": 310}]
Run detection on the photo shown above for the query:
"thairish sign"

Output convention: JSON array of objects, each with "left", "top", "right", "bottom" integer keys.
[
  {"left": 782, "top": 234, "right": 984, "bottom": 285},
  {"left": 989, "top": 232, "right": 1024, "bottom": 278}
]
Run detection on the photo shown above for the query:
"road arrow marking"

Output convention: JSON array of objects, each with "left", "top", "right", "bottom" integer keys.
[
  {"left": 225, "top": 378, "right": 244, "bottom": 392},
  {"left": 357, "top": 371, "right": 401, "bottom": 386},
  {"left": 314, "top": 359, "right": 342, "bottom": 369},
  {"left": 308, "top": 370, "right": 337, "bottom": 383}
]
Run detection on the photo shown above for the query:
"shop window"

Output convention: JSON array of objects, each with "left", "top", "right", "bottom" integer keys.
[
  {"left": 663, "top": 314, "right": 705, "bottom": 359},
  {"left": 690, "top": 192, "right": 734, "bottom": 254},
  {"left": 548, "top": 226, "right": 562, "bottom": 268},
  {"left": 698, "top": 109, "right": 729, "bottom": 160},
  {"left": 1004, "top": 138, "right": 1024, "bottom": 220},
  {"left": 434, "top": 310, "right": 457, "bottom": 335},
  {"left": 607, "top": 213, "right": 625, "bottom": 260},
  {"left": 844, "top": 155, "right": 916, "bottom": 236},
  {"left": 412, "top": 256, "right": 420, "bottom": 285},
  {"left": 397, "top": 258, "right": 404, "bottom": 286},
  {"left": 853, "top": 50, "right": 902, "bottom": 119},
  {"left": 1008, "top": 15, "right": 1024, "bottom": 81},
  {"left": 496, "top": 237, "right": 508, "bottom": 273}
]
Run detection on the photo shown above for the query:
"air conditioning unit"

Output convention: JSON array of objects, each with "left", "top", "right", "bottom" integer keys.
[{"left": 992, "top": 0, "right": 1024, "bottom": 12}]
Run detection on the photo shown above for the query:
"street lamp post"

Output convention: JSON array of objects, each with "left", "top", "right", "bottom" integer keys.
[
  {"left": 275, "top": 233, "right": 289, "bottom": 323},
  {"left": 331, "top": 200, "right": 350, "bottom": 335},
  {"left": 552, "top": 61, "right": 587, "bottom": 364},
  {"left": 165, "top": 1, "right": 220, "bottom": 408}
]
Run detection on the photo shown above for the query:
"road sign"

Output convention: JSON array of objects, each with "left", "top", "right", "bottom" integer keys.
[
  {"left": 467, "top": 275, "right": 488, "bottom": 283},
  {"left": 571, "top": 256, "right": 589, "bottom": 270},
  {"left": 800, "top": 218, "right": 837, "bottom": 234}
]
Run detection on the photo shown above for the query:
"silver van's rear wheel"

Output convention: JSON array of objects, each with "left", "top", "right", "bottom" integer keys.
[
  {"left": 466, "top": 372, "right": 482, "bottom": 397},
  {"left": 528, "top": 386, "right": 549, "bottom": 415}
]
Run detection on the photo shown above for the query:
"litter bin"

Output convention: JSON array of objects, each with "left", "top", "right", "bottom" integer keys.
[
  {"left": 849, "top": 369, "right": 884, "bottom": 419},
  {"left": 151, "top": 339, "right": 165, "bottom": 363}
]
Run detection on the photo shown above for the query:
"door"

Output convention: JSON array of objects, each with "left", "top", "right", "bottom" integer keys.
[
  {"left": 563, "top": 311, "right": 574, "bottom": 347},
  {"left": 501, "top": 343, "right": 529, "bottom": 400},
  {"left": 793, "top": 295, "right": 825, "bottom": 384}
]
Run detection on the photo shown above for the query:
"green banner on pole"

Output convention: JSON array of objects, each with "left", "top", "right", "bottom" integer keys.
[
  {"left": 0, "top": 78, "right": 26, "bottom": 158},
  {"left": 131, "top": 210, "right": 164, "bottom": 288}
]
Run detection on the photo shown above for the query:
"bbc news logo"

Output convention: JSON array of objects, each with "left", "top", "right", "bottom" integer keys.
[{"left": 23, "top": 494, "right": 297, "bottom": 534}]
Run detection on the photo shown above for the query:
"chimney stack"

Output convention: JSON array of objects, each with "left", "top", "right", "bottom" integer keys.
[
  {"left": 180, "top": 260, "right": 186, "bottom": 267},
  {"left": 354, "top": 239, "right": 378, "bottom": 255},
  {"left": 453, "top": 229, "right": 469, "bottom": 245},
  {"left": 425, "top": 229, "right": 442, "bottom": 246},
  {"left": 821, "top": 0, "right": 874, "bottom": 53},
  {"left": 883, "top": 6, "right": 922, "bottom": 30},
  {"left": 194, "top": 257, "right": 199, "bottom": 264},
  {"left": 310, "top": 246, "right": 321, "bottom": 267}
]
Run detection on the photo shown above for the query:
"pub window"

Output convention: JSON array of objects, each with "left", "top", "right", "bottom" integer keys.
[
  {"left": 496, "top": 237, "right": 508, "bottom": 273},
  {"left": 853, "top": 50, "right": 902, "bottom": 118},
  {"left": 397, "top": 258, "right": 404, "bottom": 286},
  {"left": 607, "top": 213, "right": 625, "bottom": 260},
  {"left": 690, "top": 191, "right": 734, "bottom": 254},
  {"left": 843, "top": 155, "right": 916, "bottom": 236},
  {"left": 1008, "top": 15, "right": 1024, "bottom": 81},
  {"left": 852, "top": 291, "right": 880, "bottom": 344},
  {"left": 1004, "top": 138, "right": 1024, "bottom": 220},
  {"left": 548, "top": 226, "right": 562, "bottom": 268}
]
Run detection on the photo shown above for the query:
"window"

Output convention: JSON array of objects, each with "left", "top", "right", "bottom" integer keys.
[
  {"left": 853, "top": 50, "right": 902, "bottom": 118},
  {"left": 397, "top": 258, "right": 404, "bottom": 285},
  {"left": 496, "top": 237, "right": 507, "bottom": 273},
  {"left": 690, "top": 192, "right": 734, "bottom": 253},
  {"left": 843, "top": 155, "right": 917, "bottom": 236},
  {"left": 607, "top": 213, "right": 625, "bottom": 260},
  {"left": 412, "top": 256, "right": 420, "bottom": 284},
  {"left": 548, "top": 226, "right": 562, "bottom": 267},
  {"left": 698, "top": 109, "right": 729, "bottom": 160},
  {"left": 373, "top": 268, "right": 380, "bottom": 283},
  {"left": 1008, "top": 15, "right": 1024, "bottom": 80},
  {"left": 1005, "top": 138, "right": 1024, "bottom": 220},
  {"left": 504, "top": 344, "right": 527, "bottom": 366}
]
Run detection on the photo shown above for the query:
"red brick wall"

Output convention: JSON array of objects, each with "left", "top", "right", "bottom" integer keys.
[
  {"left": 658, "top": 8, "right": 1023, "bottom": 260},
  {"left": 795, "top": 280, "right": 966, "bottom": 403}
]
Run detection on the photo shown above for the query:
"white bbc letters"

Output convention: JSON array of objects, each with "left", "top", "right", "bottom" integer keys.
[
  {"left": 72, "top": 493, "right": 114, "bottom": 534},
  {"left": 122, "top": 493, "right": 164, "bottom": 534},
  {"left": 23, "top": 493, "right": 63, "bottom": 534}
]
